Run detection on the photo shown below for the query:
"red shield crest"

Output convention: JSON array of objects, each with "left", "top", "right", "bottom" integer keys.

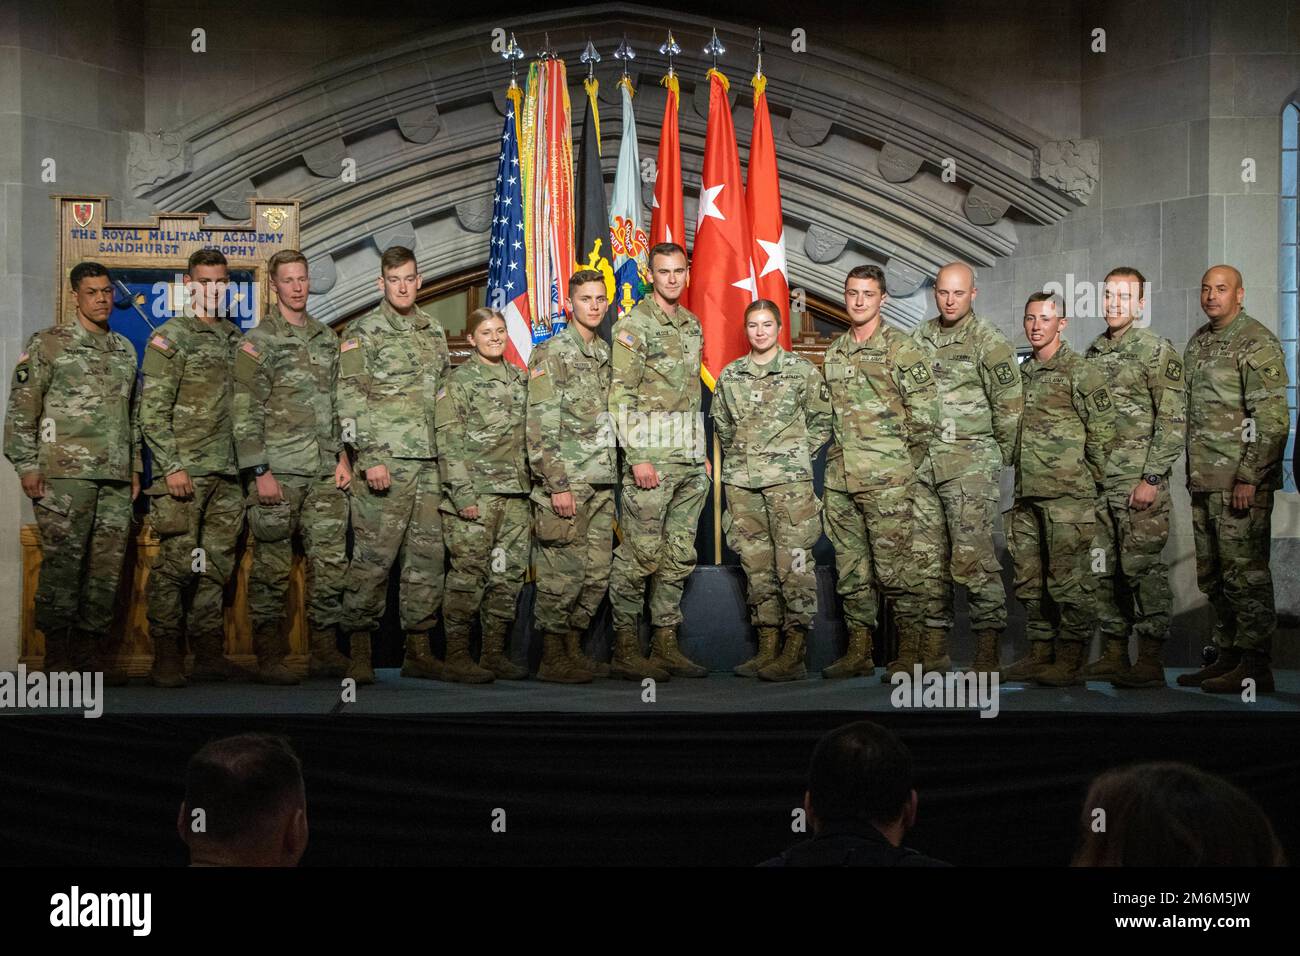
[{"left": 71, "top": 202, "right": 94, "bottom": 228}]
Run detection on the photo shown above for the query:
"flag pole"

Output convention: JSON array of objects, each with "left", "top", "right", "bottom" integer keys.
[{"left": 713, "top": 432, "right": 723, "bottom": 563}]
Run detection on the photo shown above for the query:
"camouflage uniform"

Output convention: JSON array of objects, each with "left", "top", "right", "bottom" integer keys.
[
  {"left": 233, "top": 307, "right": 348, "bottom": 636},
  {"left": 526, "top": 323, "right": 617, "bottom": 638},
  {"left": 337, "top": 299, "right": 449, "bottom": 634},
  {"left": 822, "top": 323, "right": 948, "bottom": 650},
  {"left": 607, "top": 296, "right": 708, "bottom": 631},
  {"left": 1085, "top": 327, "right": 1185, "bottom": 656},
  {"left": 140, "top": 314, "right": 243, "bottom": 663},
  {"left": 1184, "top": 310, "right": 1289, "bottom": 657},
  {"left": 435, "top": 358, "right": 530, "bottom": 636},
  {"left": 1008, "top": 342, "right": 1114, "bottom": 672},
  {"left": 4, "top": 322, "right": 141, "bottom": 649},
  {"left": 712, "top": 349, "right": 831, "bottom": 631},
  {"left": 913, "top": 311, "right": 1023, "bottom": 633}
]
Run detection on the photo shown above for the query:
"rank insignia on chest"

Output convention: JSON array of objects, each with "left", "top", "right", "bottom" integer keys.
[
  {"left": 751, "top": 391, "right": 763, "bottom": 402},
  {"left": 994, "top": 361, "right": 1014, "bottom": 385},
  {"left": 1165, "top": 359, "right": 1182, "bottom": 382}
]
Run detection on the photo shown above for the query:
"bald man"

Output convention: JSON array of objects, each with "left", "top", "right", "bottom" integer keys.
[
  {"left": 1180, "top": 266, "right": 1288, "bottom": 694},
  {"left": 912, "top": 263, "right": 1023, "bottom": 674}
]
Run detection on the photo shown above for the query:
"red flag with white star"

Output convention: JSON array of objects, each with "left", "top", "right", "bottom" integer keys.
[
  {"left": 746, "top": 75, "right": 791, "bottom": 350},
  {"left": 692, "top": 69, "right": 755, "bottom": 389}
]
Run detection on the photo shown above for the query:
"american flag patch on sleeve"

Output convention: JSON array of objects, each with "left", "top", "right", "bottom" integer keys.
[
  {"left": 436, "top": 386, "right": 447, "bottom": 401},
  {"left": 341, "top": 339, "right": 359, "bottom": 353},
  {"left": 616, "top": 330, "right": 637, "bottom": 350},
  {"left": 239, "top": 340, "right": 260, "bottom": 358},
  {"left": 530, "top": 366, "right": 546, "bottom": 379},
  {"left": 149, "top": 334, "right": 172, "bottom": 351}
]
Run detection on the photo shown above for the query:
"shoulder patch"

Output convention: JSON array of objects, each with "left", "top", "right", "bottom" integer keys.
[
  {"left": 616, "top": 330, "right": 638, "bottom": 350},
  {"left": 341, "top": 338, "right": 359, "bottom": 353},
  {"left": 436, "top": 386, "right": 448, "bottom": 401},
  {"left": 531, "top": 365, "right": 547, "bottom": 379},
  {"left": 148, "top": 334, "right": 178, "bottom": 358},
  {"left": 1091, "top": 386, "right": 1112, "bottom": 411},
  {"left": 1163, "top": 357, "right": 1183, "bottom": 384},
  {"left": 238, "top": 339, "right": 264, "bottom": 363},
  {"left": 909, "top": 361, "right": 933, "bottom": 386},
  {"left": 994, "top": 361, "right": 1015, "bottom": 386}
]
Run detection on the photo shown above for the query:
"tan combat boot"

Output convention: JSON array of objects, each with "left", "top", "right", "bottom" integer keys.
[
  {"left": 758, "top": 626, "right": 808, "bottom": 682},
  {"left": 1082, "top": 637, "right": 1131, "bottom": 682},
  {"left": 919, "top": 627, "right": 951, "bottom": 674},
  {"left": 1033, "top": 639, "right": 1086, "bottom": 687},
  {"left": 42, "top": 626, "right": 73, "bottom": 675},
  {"left": 823, "top": 626, "right": 875, "bottom": 678},
  {"left": 968, "top": 629, "right": 1001, "bottom": 673},
  {"left": 1201, "top": 649, "right": 1274, "bottom": 694},
  {"left": 346, "top": 632, "right": 376, "bottom": 685},
  {"left": 735, "top": 626, "right": 781, "bottom": 678},
  {"left": 1176, "top": 646, "right": 1240, "bottom": 687},
  {"left": 536, "top": 632, "right": 592, "bottom": 683},
  {"left": 307, "top": 625, "right": 351, "bottom": 678},
  {"left": 1111, "top": 638, "right": 1166, "bottom": 689},
  {"left": 400, "top": 631, "right": 443, "bottom": 680},
  {"left": 442, "top": 623, "right": 494, "bottom": 684},
  {"left": 1001, "top": 640, "right": 1054, "bottom": 682},
  {"left": 149, "top": 633, "right": 188, "bottom": 689},
  {"left": 561, "top": 629, "right": 608, "bottom": 678},
  {"left": 251, "top": 626, "right": 299, "bottom": 686},
  {"left": 649, "top": 625, "right": 708, "bottom": 678},
  {"left": 610, "top": 629, "right": 670, "bottom": 682},
  {"left": 881, "top": 625, "right": 921, "bottom": 684},
  {"left": 481, "top": 623, "right": 528, "bottom": 680},
  {"left": 192, "top": 630, "right": 259, "bottom": 683}
]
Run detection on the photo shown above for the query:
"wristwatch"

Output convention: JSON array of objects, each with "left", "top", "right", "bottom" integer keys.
[
  {"left": 1143, "top": 473, "right": 1161, "bottom": 486},
  {"left": 251, "top": 464, "right": 270, "bottom": 478}
]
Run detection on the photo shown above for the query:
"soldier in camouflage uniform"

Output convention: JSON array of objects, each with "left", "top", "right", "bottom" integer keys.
[
  {"left": 337, "top": 246, "right": 456, "bottom": 684},
  {"left": 1003, "top": 293, "right": 1115, "bottom": 686},
  {"left": 4, "top": 261, "right": 140, "bottom": 681},
  {"left": 608, "top": 242, "right": 708, "bottom": 678},
  {"left": 713, "top": 299, "right": 832, "bottom": 682},
  {"left": 527, "top": 270, "right": 624, "bottom": 682},
  {"left": 233, "top": 250, "right": 352, "bottom": 685},
  {"left": 1085, "top": 267, "right": 1186, "bottom": 688},
  {"left": 141, "top": 250, "right": 253, "bottom": 687},
  {"left": 1180, "top": 266, "right": 1289, "bottom": 694},
  {"left": 913, "top": 262, "right": 1023, "bottom": 672},
  {"left": 435, "top": 308, "right": 528, "bottom": 683},
  {"left": 822, "top": 265, "right": 949, "bottom": 683}
]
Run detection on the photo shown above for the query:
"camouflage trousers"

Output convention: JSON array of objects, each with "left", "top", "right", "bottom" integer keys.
[
  {"left": 146, "top": 473, "right": 243, "bottom": 646},
  {"left": 343, "top": 458, "right": 443, "bottom": 633},
  {"left": 532, "top": 484, "right": 614, "bottom": 635},
  {"left": 443, "top": 493, "right": 530, "bottom": 632},
  {"left": 823, "top": 480, "right": 949, "bottom": 634},
  {"left": 1008, "top": 496, "right": 1097, "bottom": 643},
  {"left": 935, "top": 472, "right": 1008, "bottom": 632},
  {"left": 246, "top": 473, "right": 349, "bottom": 633},
  {"left": 610, "top": 463, "right": 709, "bottom": 630},
  {"left": 1191, "top": 489, "right": 1276, "bottom": 654},
  {"left": 32, "top": 477, "right": 133, "bottom": 636},
  {"left": 1094, "top": 484, "right": 1173, "bottom": 643},
  {"left": 723, "top": 481, "right": 821, "bottom": 630}
]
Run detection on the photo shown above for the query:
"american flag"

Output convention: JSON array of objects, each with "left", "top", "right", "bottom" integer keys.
[{"left": 488, "top": 104, "right": 532, "bottom": 368}]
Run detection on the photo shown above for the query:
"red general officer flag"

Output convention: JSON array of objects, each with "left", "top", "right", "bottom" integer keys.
[
  {"left": 692, "top": 69, "right": 755, "bottom": 389},
  {"left": 650, "top": 74, "right": 686, "bottom": 254},
  {"left": 746, "top": 74, "right": 791, "bottom": 350}
]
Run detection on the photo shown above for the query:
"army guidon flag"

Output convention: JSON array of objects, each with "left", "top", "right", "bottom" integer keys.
[
  {"left": 692, "top": 68, "right": 756, "bottom": 389},
  {"left": 487, "top": 87, "right": 532, "bottom": 369},
  {"left": 609, "top": 75, "right": 650, "bottom": 319},
  {"left": 746, "top": 73, "right": 792, "bottom": 350}
]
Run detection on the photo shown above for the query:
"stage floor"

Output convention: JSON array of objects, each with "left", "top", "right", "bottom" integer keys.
[{"left": 8, "top": 667, "right": 1298, "bottom": 716}]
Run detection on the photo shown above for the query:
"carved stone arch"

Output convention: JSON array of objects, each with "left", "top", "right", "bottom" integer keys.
[{"left": 133, "top": 2, "right": 1095, "bottom": 328}]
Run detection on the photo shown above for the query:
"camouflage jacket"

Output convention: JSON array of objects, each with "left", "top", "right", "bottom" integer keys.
[
  {"left": 526, "top": 323, "right": 616, "bottom": 494},
  {"left": 4, "top": 321, "right": 141, "bottom": 481},
  {"left": 1085, "top": 325, "right": 1186, "bottom": 489},
  {"left": 434, "top": 357, "right": 529, "bottom": 511},
  {"left": 913, "top": 311, "right": 1023, "bottom": 482},
  {"left": 1015, "top": 342, "right": 1115, "bottom": 499},
  {"left": 337, "top": 299, "right": 449, "bottom": 469},
  {"left": 1184, "top": 310, "right": 1290, "bottom": 492},
  {"left": 823, "top": 322, "right": 939, "bottom": 493},
  {"left": 608, "top": 296, "right": 705, "bottom": 466},
  {"left": 232, "top": 307, "right": 341, "bottom": 478},
  {"left": 140, "top": 313, "right": 239, "bottom": 481},
  {"left": 712, "top": 349, "right": 832, "bottom": 489}
]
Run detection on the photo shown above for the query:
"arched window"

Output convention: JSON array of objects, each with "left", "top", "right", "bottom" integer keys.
[{"left": 1281, "top": 103, "right": 1298, "bottom": 490}]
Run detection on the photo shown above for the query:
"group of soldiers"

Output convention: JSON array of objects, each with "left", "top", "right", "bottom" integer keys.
[{"left": 4, "top": 243, "right": 1289, "bottom": 693}]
